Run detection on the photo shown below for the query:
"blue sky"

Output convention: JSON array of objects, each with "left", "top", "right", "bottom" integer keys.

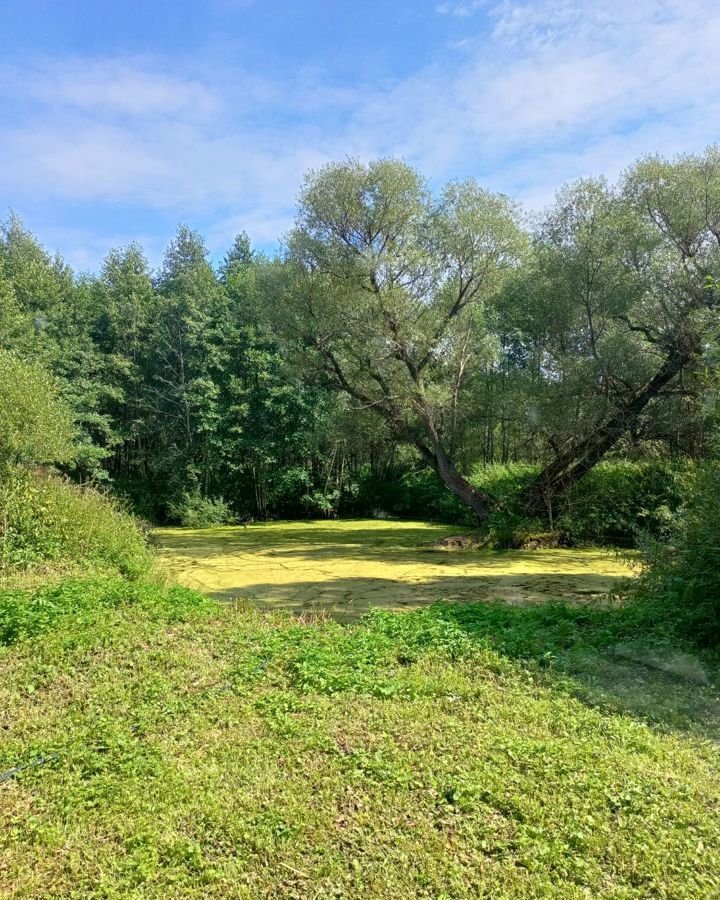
[{"left": 1, "top": 0, "right": 719, "bottom": 271}]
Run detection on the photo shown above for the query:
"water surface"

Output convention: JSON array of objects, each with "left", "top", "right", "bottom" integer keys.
[{"left": 154, "top": 519, "right": 636, "bottom": 620}]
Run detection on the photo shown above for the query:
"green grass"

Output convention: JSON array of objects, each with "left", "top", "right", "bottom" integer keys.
[
  {"left": 1, "top": 469, "right": 153, "bottom": 579},
  {"left": 2, "top": 577, "right": 720, "bottom": 898}
]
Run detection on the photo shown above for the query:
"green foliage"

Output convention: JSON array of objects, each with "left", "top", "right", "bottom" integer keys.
[
  {"left": 469, "top": 463, "right": 544, "bottom": 542},
  {"left": 0, "top": 218, "right": 118, "bottom": 479},
  {"left": 2, "top": 580, "right": 719, "bottom": 896},
  {"left": 559, "top": 460, "right": 692, "bottom": 544},
  {"left": 356, "top": 460, "right": 690, "bottom": 545},
  {"left": 264, "top": 466, "right": 312, "bottom": 515},
  {"left": 395, "top": 469, "right": 470, "bottom": 522},
  {"left": 301, "top": 487, "right": 342, "bottom": 517},
  {"left": 246, "top": 601, "right": 635, "bottom": 700},
  {"left": 0, "top": 576, "right": 208, "bottom": 646},
  {"left": 279, "top": 159, "right": 526, "bottom": 517},
  {"left": 168, "top": 492, "right": 235, "bottom": 528},
  {"left": 468, "top": 460, "right": 689, "bottom": 545},
  {"left": 470, "top": 462, "right": 540, "bottom": 506},
  {"left": 0, "top": 351, "right": 76, "bottom": 468},
  {"left": 631, "top": 463, "right": 720, "bottom": 645},
  {"left": 0, "top": 151, "right": 719, "bottom": 530},
  {"left": 0, "top": 469, "right": 152, "bottom": 577}
]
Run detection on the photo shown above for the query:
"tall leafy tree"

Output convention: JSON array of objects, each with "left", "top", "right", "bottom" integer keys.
[
  {"left": 91, "top": 244, "right": 157, "bottom": 480},
  {"left": 0, "top": 216, "right": 112, "bottom": 477},
  {"left": 517, "top": 149, "right": 720, "bottom": 515},
  {"left": 281, "top": 159, "right": 525, "bottom": 519},
  {"left": 147, "top": 226, "right": 224, "bottom": 501}
]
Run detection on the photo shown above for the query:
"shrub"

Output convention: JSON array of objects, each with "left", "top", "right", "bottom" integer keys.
[
  {"left": 0, "top": 468, "right": 152, "bottom": 578},
  {"left": 467, "top": 459, "right": 691, "bottom": 545},
  {"left": 358, "top": 459, "right": 690, "bottom": 544},
  {"left": 558, "top": 460, "right": 692, "bottom": 545},
  {"left": 630, "top": 462, "right": 720, "bottom": 646},
  {"left": 469, "top": 463, "right": 545, "bottom": 544},
  {"left": 469, "top": 462, "right": 541, "bottom": 508},
  {"left": 0, "top": 351, "right": 76, "bottom": 468},
  {"left": 168, "top": 492, "right": 235, "bottom": 528},
  {"left": 301, "top": 488, "right": 342, "bottom": 517},
  {"left": 265, "top": 466, "right": 312, "bottom": 517},
  {"left": 355, "top": 467, "right": 472, "bottom": 523},
  {"left": 398, "top": 469, "right": 472, "bottom": 523}
]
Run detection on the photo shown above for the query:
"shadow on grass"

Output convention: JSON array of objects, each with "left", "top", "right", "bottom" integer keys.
[
  {"left": 211, "top": 571, "right": 720, "bottom": 738},
  {"left": 427, "top": 600, "right": 720, "bottom": 739},
  {"left": 154, "top": 523, "right": 716, "bottom": 736}
]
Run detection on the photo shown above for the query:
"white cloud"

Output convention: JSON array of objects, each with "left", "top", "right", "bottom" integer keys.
[
  {"left": 34, "top": 224, "right": 163, "bottom": 274},
  {"left": 436, "top": 1, "right": 486, "bottom": 15},
  {"left": 2, "top": 0, "right": 720, "bottom": 266},
  {"left": 355, "top": 0, "right": 720, "bottom": 203},
  {"left": 3, "top": 58, "right": 220, "bottom": 119}
]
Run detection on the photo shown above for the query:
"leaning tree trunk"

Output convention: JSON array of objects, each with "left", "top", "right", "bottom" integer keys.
[
  {"left": 520, "top": 339, "right": 699, "bottom": 518},
  {"left": 410, "top": 402, "right": 495, "bottom": 523},
  {"left": 431, "top": 442, "right": 494, "bottom": 523}
]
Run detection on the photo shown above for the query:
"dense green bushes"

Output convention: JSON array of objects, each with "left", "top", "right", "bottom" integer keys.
[
  {"left": 0, "top": 350, "right": 152, "bottom": 579},
  {"left": 557, "top": 461, "right": 692, "bottom": 544},
  {"left": 356, "top": 459, "right": 692, "bottom": 546},
  {"left": 469, "top": 460, "right": 691, "bottom": 544},
  {"left": 0, "top": 351, "right": 76, "bottom": 468},
  {"left": 167, "top": 492, "right": 235, "bottom": 528},
  {"left": 354, "top": 466, "right": 471, "bottom": 525},
  {"left": 0, "top": 469, "right": 152, "bottom": 578},
  {"left": 631, "top": 463, "right": 720, "bottom": 646},
  {"left": 154, "top": 457, "right": 693, "bottom": 550}
]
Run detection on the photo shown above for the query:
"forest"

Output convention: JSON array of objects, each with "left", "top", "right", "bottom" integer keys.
[
  {"left": 3, "top": 147, "right": 720, "bottom": 897},
  {"left": 2, "top": 149, "right": 718, "bottom": 534}
]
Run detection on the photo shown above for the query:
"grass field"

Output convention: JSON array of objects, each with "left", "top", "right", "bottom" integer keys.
[
  {"left": 2, "top": 522, "right": 719, "bottom": 898},
  {"left": 154, "top": 520, "right": 635, "bottom": 619}
]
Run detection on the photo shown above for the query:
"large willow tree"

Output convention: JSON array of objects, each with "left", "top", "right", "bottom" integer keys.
[
  {"left": 281, "top": 159, "right": 525, "bottom": 519},
  {"left": 515, "top": 149, "right": 720, "bottom": 516}
]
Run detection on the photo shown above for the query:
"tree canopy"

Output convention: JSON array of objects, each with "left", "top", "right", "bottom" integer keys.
[{"left": 0, "top": 147, "right": 717, "bottom": 525}]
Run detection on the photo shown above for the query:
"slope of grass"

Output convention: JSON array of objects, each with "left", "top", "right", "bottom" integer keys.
[
  {"left": 2, "top": 578, "right": 719, "bottom": 898},
  {"left": 1, "top": 469, "right": 153, "bottom": 579}
]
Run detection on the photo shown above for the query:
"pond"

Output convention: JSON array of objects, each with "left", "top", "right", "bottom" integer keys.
[{"left": 153, "top": 519, "right": 637, "bottom": 620}]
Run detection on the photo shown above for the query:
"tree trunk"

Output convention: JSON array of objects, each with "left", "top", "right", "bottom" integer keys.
[
  {"left": 409, "top": 401, "right": 495, "bottom": 523},
  {"left": 520, "top": 340, "right": 698, "bottom": 517},
  {"left": 427, "top": 438, "right": 493, "bottom": 523}
]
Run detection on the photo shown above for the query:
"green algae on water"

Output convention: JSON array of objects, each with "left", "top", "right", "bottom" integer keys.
[{"left": 154, "top": 519, "right": 636, "bottom": 620}]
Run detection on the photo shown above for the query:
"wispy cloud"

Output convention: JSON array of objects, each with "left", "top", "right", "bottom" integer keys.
[
  {"left": 436, "top": 1, "right": 486, "bottom": 15},
  {"left": 358, "top": 0, "right": 720, "bottom": 198},
  {"left": 2, "top": 0, "right": 719, "bottom": 267},
  {"left": 21, "top": 58, "right": 220, "bottom": 118}
]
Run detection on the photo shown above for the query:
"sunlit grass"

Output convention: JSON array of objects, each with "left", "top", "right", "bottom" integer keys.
[{"left": 1, "top": 575, "right": 719, "bottom": 898}]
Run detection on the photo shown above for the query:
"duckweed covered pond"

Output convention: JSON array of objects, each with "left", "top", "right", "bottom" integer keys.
[{"left": 154, "top": 520, "right": 636, "bottom": 619}]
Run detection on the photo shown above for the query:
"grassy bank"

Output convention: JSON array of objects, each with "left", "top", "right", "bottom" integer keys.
[
  {"left": 2, "top": 576, "right": 719, "bottom": 898},
  {"left": 0, "top": 470, "right": 153, "bottom": 582}
]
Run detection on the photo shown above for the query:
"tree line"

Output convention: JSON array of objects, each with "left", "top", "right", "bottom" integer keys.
[{"left": 1, "top": 147, "right": 718, "bottom": 525}]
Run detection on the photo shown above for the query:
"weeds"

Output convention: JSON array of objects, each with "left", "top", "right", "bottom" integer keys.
[
  {"left": 1, "top": 576, "right": 719, "bottom": 897},
  {"left": 0, "top": 469, "right": 153, "bottom": 578}
]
